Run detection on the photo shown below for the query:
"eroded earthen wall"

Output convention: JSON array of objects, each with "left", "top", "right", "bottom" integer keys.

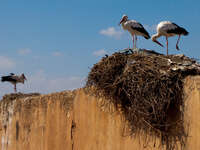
[{"left": 0, "top": 76, "right": 199, "bottom": 150}]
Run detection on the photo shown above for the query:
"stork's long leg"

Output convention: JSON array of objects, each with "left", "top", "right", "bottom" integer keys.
[
  {"left": 14, "top": 84, "right": 17, "bottom": 93},
  {"left": 166, "top": 36, "right": 169, "bottom": 55},
  {"left": 135, "top": 35, "right": 137, "bottom": 48},
  {"left": 132, "top": 34, "right": 135, "bottom": 49},
  {"left": 176, "top": 35, "right": 181, "bottom": 50}
]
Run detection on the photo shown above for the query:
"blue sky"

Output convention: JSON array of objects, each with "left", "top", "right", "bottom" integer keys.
[{"left": 0, "top": 0, "right": 199, "bottom": 96}]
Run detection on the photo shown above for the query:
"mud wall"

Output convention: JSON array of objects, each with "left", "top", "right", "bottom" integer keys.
[{"left": 0, "top": 76, "right": 199, "bottom": 150}]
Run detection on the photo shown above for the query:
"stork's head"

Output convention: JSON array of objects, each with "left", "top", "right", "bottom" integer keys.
[
  {"left": 21, "top": 73, "right": 27, "bottom": 84},
  {"left": 119, "top": 15, "right": 128, "bottom": 25}
]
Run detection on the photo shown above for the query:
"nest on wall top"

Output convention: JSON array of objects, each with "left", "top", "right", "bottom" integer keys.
[{"left": 86, "top": 49, "right": 200, "bottom": 150}]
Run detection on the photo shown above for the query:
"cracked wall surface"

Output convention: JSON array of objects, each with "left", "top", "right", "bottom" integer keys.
[{"left": 0, "top": 76, "right": 199, "bottom": 150}]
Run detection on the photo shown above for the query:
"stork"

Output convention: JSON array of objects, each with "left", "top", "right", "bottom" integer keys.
[
  {"left": 119, "top": 15, "right": 150, "bottom": 49},
  {"left": 151, "top": 21, "right": 189, "bottom": 55},
  {"left": 1, "top": 73, "right": 27, "bottom": 92}
]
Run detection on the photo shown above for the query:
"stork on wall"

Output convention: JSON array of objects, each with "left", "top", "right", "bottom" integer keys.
[
  {"left": 119, "top": 15, "right": 150, "bottom": 49},
  {"left": 151, "top": 21, "right": 189, "bottom": 55},
  {"left": 1, "top": 73, "right": 27, "bottom": 92}
]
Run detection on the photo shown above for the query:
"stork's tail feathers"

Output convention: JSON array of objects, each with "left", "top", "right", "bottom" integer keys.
[
  {"left": 1, "top": 76, "right": 15, "bottom": 82},
  {"left": 144, "top": 34, "right": 150, "bottom": 39},
  {"left": 181, "top": 27, "right": 189, "bottom": 36},
  {"left": 1, "top": 77, "right": 6, "bottom": 82},
  {"left": 143, "top": 30, "right": 150, "bottom": 39}
]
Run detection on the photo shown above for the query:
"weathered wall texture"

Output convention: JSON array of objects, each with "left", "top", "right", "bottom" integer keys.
[
  {"left": 184, "top": 76, "right": 200, "bottom": 150},
  {"left": 0, "top": 76, "right": 199, "bottom": 150}
]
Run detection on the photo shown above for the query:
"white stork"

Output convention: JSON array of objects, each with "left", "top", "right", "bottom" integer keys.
[
  {"left": 151, "top": 21, "right": 189, "bottom": 55},
  {"left": 119, "top": 15, "right": 150, "bottom": 49},
  {"left": 1, "top": 73, "right": 27, "bottom": 92}
]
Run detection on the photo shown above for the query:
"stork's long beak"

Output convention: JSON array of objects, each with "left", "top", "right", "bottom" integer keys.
[{"left": 153, "top": 40, "right": 164, "bottom": 47}]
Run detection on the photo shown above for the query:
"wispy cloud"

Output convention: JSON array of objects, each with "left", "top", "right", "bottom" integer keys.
[
  {"left": 52, "top": 51, "right": 62, "bottom": 57},
  {"left": 0, "top": 56, "right": 16, "bottom": 70},
  {"left": 100, "top": 27, "right": 123, "bottom": 39},
  {"left": 93, "top": 49, "right": 107, "bottom": 57},
  {"left": 143, "top": 24, "right": 157, "bottom": 32},
  {"left": 18, "top": 48, "right": 32, "bottom": 55}
]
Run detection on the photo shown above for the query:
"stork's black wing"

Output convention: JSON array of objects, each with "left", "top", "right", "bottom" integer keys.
[
  {"left": 166, "top": 23, "right": 189, "bottom": 36},
  {"left": 131, "top": 23, "right": 150, "bottom": 39},
  {"left": 1, "top": 75, "right": 17, "bottom": 82}
]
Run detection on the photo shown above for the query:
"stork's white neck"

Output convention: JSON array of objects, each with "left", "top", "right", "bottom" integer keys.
[
  {"left": 151, "top": 33, "right": 161, "bottom": 41},
  {"left": 121, "top": 19, "right": 128, "bottom": 29},
  {"left": 15, "top": 75, "right": 25, "bottom": 84}
]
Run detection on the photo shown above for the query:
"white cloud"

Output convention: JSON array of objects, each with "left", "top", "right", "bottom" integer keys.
[
  {"left": 0, "top": 56, "right": 15, "bottom": 70},
  {"left": 100, "top": 27, "right": 123, "bottom": 39},
  {"left": 18, "top": 48, "right": 32, "bottom": 55},
  {"left": 93, "top": 49, "right": 107, "bottom": 57},
  {"left": 52, "top": 51, "right": 62, "bottom": 57},
  {"left": 0, "top": 70, "right": 85, "bottom": 98}
]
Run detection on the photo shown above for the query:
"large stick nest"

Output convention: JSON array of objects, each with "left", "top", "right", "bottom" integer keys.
[{"left": 86, "top": 49, "right": 200, "bottom": 150}]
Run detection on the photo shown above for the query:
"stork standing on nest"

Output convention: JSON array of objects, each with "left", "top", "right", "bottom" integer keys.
[
  {"left": 1, "top": 73, "right": 27, "bottom": 92},
  {"left": 119, "top": 15, "right": 150, "bottom": 49},
  {"left": 151, "top": 21, "right": 189, "bottom": 55}
]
